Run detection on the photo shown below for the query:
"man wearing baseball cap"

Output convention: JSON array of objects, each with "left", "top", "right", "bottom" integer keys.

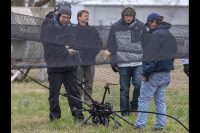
[{"left": 134, "top": 12, "right": 177, "bottom": 130}]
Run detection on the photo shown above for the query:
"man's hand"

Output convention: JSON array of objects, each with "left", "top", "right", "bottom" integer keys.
[
  {"left": 111, "top": 64, "right": 118, "bottom": 72},
  {"left": 140, "top": 75, "right": 147, "bottom": 81},
  {"left": 68, "top": 49, "right": 79, "bottom": 56},
  {"left": 103, "top": 50, "right": 111, "bottom": 61},
  {"left": 45, "top": 11, "right": 54, "bottom": 19}
]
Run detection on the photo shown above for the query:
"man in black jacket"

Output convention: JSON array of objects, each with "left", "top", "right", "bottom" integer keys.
[
  {"left": 40, "top": 2, "right": 84, "bottom": 122},
  {"left": 75, "top": 10, "right": 103, "bottom": 103},
  {"left": 134, "top": 13, "right": 177, "bottom": 129}
]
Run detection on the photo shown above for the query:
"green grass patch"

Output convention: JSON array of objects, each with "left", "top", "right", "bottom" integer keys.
[{"left": 11, "top": 82, "right": 188, "bottom": 133}]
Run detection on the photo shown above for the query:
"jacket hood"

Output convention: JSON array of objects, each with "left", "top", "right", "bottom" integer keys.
[
  {"left": 157, "top": 22, "right": 172, "bottom": 29},
  {"left": 120, "top": 7, "right": 136, "bottom": 25},
  {"left": 149, "top": 22, "right": 172, "bottom": 33},
  {"left": 121, "top": 7, "right": 136, "bottom": 17}
]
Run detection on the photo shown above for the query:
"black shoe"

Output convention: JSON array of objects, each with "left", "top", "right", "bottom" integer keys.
[
  {"left": 121, "top": 114, "right": 129, "bottom": 119},
  {"left": 49, "top": 116, "right": 61, "bottom": 121},
  {"left": 154, "top": 127, "right": 164, "bottom": 130},
  {"left": 134, "top": 124, "right": 145, "bottom": 129},
  {"left": 74, "top": 117, "right": 84, "bottom": 124},
  {"left": 49, "top": 114, "right": 61, "bottom": 121}
]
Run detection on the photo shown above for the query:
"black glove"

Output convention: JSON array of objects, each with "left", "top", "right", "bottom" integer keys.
[
  {"left": 111, "top": 64, "right": 118, "bottom": 72},
  {"left": 45, "top": 11, "right": 54, "bottom": 19},
  {"left": 183, "top": 64, "right": 189, "bottom": 77}
]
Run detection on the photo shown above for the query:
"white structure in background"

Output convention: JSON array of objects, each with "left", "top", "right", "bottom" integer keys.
[
  {"left": 11, "top": 0, "right": 188, "bottom": 82},
  {"left": 74, "top": 0, "right": 189, "bottom": 26},
  {"left": 11, "top": 7, "right": 46, "bottom": 82},
  {"left": 11, "top": 8, "right": 33, "bottom": 82},
  {"left": 25, "top": 0, "right": 189, "bottom": 25}
]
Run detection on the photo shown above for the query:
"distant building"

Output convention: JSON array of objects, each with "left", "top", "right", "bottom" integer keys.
[
  {"left": 21, "top": 0, "right": 188, "bottom": 26},
  {"left": 75, "top": 0, "right": 189, "bottom": 26}
]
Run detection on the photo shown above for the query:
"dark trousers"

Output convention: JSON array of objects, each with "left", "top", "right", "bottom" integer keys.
[
  {"left": 48, "top": 69, "right": 84, "bottom": 120},
  {"left": 118, "top": 65, "right": 142, "bottom": 116}
]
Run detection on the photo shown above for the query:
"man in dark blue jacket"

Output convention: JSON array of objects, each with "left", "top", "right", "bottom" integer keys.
[
  {"left": 41, "top": 2, "right": 84, "bottom": 123},
  {"left": 134, "top": 13, "right": 177, "bottom": 130}
]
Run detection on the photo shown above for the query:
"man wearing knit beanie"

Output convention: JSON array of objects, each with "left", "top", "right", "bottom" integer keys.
[
  {"left": 122, "top": 7, "right": 136, "bottom": 17},
  {"left": 106, "top": 6, "right": 148, "bottom": 118},
  {"left": 57, "top": 5, "right": 72, "bottom": 18},
  {"left": 45, "top": 1, "right": 71, "bottom": 20},
  {"left": 56, "top": 5, "right": 72, "bottom": 26},
  {"left": 41, "top": 2, "right": 84, "bottom": 123}
]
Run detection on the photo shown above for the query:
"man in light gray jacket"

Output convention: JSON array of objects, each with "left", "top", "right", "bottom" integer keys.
[{"left": 107, "top": 7, "right": 148, "bottom": 117}]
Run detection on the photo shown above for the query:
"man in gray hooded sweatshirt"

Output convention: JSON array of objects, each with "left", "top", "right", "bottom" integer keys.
[{"left": 107, "top": 7, "right": 148, "bottom": 117}]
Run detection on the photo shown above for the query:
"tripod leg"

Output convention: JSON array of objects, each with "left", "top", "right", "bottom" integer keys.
[
  {"left": 110, "top": 115, "right": 122, "bottom": 128},
  {"left": 65, "top": 75, "right": 95, "bottom": 103},
  {"left": 81, "top": 114, "right": 92, "bottom": 127},
  {"left": 72, "top": 108, "right": 89, "bottom": 112},
  {"left": 101, "top": 85, "right": 108, "bottom": 104},
  {"left": 113, "top": 113, "right": 134, "bottom": 126},
  {"left": 60, "top": 92, "right": 90, "bottom": 107},
  {"left": 102, "top": 117, "right": 109, "bottom": 128},
  {"left": 105, "top": 117, "right": 109, "bottom": 128},
  {"left": 110, "top": 117, "right": 118, "bottom": 128}
]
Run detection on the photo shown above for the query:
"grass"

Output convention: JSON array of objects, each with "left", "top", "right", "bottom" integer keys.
[
  {"left": 11, "top": 81, "right": 188, "bottom": 133},
  {"left": 11, "top": 60, "right": 188, "bottom": 132}
]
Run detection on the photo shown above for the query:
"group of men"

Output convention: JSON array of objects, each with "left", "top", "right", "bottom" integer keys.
[{"left": 41, "top": 1, "right": 187, "bottom": 130}]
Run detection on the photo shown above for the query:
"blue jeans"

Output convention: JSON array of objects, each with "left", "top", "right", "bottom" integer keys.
[
  {"left": 118, "top": 65, "right": 142, "bottom": 116},
  {"left": 134, "top": 72, "right": 170, "bottom": 129}
]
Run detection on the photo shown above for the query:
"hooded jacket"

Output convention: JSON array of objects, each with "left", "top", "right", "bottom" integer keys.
[
  {"left": 41, "top": 12, "right": 77, "bottom": 72},
  {"left": 142, "top": 22, "right": 177, "bottom": 78},
  {"left": 107, "top": 7, "right": 148, "bottom": 67}
]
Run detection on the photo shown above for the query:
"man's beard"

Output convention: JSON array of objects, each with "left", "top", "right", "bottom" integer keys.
[{"left": 61, "top": 21, "right": 69, "bottom": 25}]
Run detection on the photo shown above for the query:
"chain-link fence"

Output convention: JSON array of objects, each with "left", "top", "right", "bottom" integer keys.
[{"left": 11, "top": 3, "right": 189, "bottom": 132}]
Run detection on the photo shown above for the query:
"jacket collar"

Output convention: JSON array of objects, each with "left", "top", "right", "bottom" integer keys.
[{"left": 148, "top": 22, "right": 172, "bottom": 33}]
